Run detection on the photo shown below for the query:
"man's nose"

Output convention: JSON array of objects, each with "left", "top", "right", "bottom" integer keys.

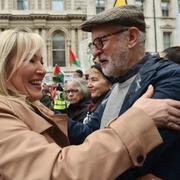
[{"left": 92, "top": 48, "right": 102, "bottom": 58}]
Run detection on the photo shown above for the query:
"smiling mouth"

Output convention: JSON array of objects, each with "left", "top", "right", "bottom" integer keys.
[{"left": 29, "top": 80, "right": 42, "bottom": 88}]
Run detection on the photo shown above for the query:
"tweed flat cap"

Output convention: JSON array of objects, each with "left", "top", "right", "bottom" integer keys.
[{"left": 81, "top": 5, "right": 146, "bottom": 32}]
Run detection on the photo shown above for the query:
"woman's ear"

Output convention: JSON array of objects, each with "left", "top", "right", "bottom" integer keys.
[{"left": 127, "top": 27, "right": 140, "bottom": 49}]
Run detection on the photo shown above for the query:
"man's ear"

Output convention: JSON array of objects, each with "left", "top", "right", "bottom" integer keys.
[{"left": 127, "top": 27, "right": 140, "bottom": 48}]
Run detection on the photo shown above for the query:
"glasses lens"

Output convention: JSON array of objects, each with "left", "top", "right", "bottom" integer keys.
[
  {"left": 88, "top": 38, "right": 103, "bottom": 54},
  {"left": 65, "top": 89, "right": 79, "bottom": 94},
  {"left": 93, "top": 38, "right": 103, "bottom": 50}
]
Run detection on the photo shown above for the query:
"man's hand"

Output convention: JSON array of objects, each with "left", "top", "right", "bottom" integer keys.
[{"left": 133, "top": 85, "right": 180, "bottom": 130}]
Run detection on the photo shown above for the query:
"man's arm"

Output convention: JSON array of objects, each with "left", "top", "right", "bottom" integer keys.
[
  {"left": 68, "top": 100, "right": 106, "bottom": 144},
  {"left": 118, "top": 68, "right": 180, "bottom": 179}
]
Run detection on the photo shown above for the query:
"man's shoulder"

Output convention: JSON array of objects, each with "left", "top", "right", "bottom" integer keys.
[
  {"left": 141, "top": 55, "right": 180, "bottom": 76},
  {"left": 155, "top": 59, "right": 180, "bottom": 78}
]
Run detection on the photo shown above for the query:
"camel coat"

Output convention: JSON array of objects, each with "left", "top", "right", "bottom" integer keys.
[{"left": 0, "top": 95, "right": 162, "bottom": 180}]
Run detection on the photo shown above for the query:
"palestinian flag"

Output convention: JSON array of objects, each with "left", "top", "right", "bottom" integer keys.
[
  {"left": 52, "top": 64, "right": 64, "bottom": 83},
  {"left": 114, "top": 0, "right": 127, "bottom": 7},
  {"left": 53, "top": 64, "right": 61, "bottom": 76},
  {"left": 69, "top": 47, "right": 81, "bottom": 67}
]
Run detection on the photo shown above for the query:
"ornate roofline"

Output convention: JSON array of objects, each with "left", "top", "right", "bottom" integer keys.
[{"left": 0, "top": 13, "right": 87, "bottom": 21}]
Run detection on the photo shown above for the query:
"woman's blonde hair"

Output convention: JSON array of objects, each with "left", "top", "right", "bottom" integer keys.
[{"left": 0, "top": 28, "right": 46, "bottom": 98}]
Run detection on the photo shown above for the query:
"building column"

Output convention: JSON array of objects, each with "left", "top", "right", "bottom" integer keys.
[
  {"left": 34, "top": 0, "right": 38, "bottom": 10},
  {"left": 4, "top": 0, "right": 8, "bottom": 10},
  {"left": 71, "top": 0, "right": 75, "bottom": 10},
  {"left": 0, "top": 0, "right": 2, "bottom": 10},
  {"left": 41, "top": 0, "right": 46, "bottom": 10},
  {"left": 70, "top": 28, "right": 76, "bottom": 51},
  {"left": 77, "top": 28, "right": 82, "bottom": 58},
  {"left": 41, "top": 29, "right": 47, "bottom": 40},
  {"left": 41, "top": 29, "right": 48, "bottom": 66},
  {"left": 47, "top": 39, "right": 52, "bottom": 67}
]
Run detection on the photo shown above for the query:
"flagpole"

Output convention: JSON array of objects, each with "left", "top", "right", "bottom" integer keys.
[
  {"left": 153, "top": 0, "right": 157, "bottom": 52},
  {"left": 113, "top": 0, "right": 118, "bottom": 7}
]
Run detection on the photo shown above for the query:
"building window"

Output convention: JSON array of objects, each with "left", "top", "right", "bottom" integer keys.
[
  {"left": 17, "top": 0, "right": 28, "bottom": 10},
  {"left": 52, "top": 0, "right": 64, "bottom": 11},
  {"left": 161, "top": 0, "right": 169, "bottom": 17},
  {"left": 163, "top": 32, "right": 171, "bottom": 49},
  {"left": 135, "top": 0, "right": 144, "bottom": 11},
  {"left": 52, "top": 31, "right": 66, "bottom": 67},
  {"left": 96, "top": 0, "right": 105, "bottom": 14},
  {"left": 178, "top": 0, "right": 180, "bottom": 12}
]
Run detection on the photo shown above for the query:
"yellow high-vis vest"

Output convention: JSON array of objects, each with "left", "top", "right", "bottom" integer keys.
[
  {"left": 54, "top": 99, "right": 66, "bottom": 110},
  {"left": 54, "top": 92, "right": 67, "bottom": 110}
]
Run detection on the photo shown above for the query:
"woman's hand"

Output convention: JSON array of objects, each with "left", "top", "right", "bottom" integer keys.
[
  {"left": 138, "top": 173, "right": 162, "bottom": 180},
  {"left": 133, "top": 85, "right": 180, "bottom": 130}
]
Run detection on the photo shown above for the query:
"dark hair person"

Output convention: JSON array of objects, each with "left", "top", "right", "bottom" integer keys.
[{"left": 160, "top": 46, "right": 180, "bottom": 65}]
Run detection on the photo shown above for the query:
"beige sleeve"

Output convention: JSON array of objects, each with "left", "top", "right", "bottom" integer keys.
[
  {"left": 108, "top": 107, "right": 163, "bottom": 166},
  {"left": 0, "top": 107, "right": 162, "bottom": 180}
]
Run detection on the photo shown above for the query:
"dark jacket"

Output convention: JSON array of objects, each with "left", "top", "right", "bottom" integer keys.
[
  {"left": 68, "top": 91, "right": 110, "bottom": 145},
  {"left": 67, "top": 97, "right": 90, "bottom": 122},
  {"left": 116, "top": 54, "right": 180, "bottom": 179},
  {"left": 69, "top": 53, "right": 180, "bottom": 179}
]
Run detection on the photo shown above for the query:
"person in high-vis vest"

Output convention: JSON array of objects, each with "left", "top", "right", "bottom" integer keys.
[{"left": 54, "top": 91, "right": 67, "bottom": 114}]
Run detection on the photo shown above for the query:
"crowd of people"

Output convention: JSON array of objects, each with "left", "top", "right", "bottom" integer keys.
[{"left": 1, "top": 5, "right": 180, "bottom": 180}]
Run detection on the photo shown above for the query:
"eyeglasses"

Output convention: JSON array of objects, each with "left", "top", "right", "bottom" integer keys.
[
  {"left": 64, "top": 89, "right": 79, "bottom": 94},
  {"left": 88, "top": 28, "right": 128, "bottom": 53}
]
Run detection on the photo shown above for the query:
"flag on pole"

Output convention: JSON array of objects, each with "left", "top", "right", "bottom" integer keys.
[
  {"left": 52, "top": 64, "right": 64, "bottom": 83},
  {"left": 69, "top": 47, "right": 81, "bottom": 67},
  {"left": 53, "top": 64, "right": 61, "bottom": 76},
  {"left": 114, "top": 0, "right": 127, "bottom": 7}
]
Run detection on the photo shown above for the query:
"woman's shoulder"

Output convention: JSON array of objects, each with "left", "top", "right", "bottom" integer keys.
[
  {"left": 0, "top": 95, "right": 51, "bottom": 130},
  {"left": 0, "top": 95, "right": 31, "bottom": 116},
  {"left": 0, "top": 94, "right": 25, "bottom": 105},
  {"left": 0, "top": 95, "right": 18, "bottom": 109}
]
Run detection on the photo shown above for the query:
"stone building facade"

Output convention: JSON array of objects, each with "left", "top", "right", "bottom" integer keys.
[
  {"left": 0, "top": 0, "right": 87, "bottom": 72},
  {"left": 0, "top": 0, "right": 179, "bottom": 73}
]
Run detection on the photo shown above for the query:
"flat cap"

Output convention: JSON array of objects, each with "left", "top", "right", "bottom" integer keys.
[{"left": 81, "top": 5, "right": 146, "bottom": 32}]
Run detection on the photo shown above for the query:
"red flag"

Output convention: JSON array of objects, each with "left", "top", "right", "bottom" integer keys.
[
  {"left": 53, "top": 64, "right": 61, "bottom": 76},
  {"left": 69, "top": 48, "right": 81, "bottom": 67}
]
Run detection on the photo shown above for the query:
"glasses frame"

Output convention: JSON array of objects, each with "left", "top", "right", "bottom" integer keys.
[
  {"left": 64, "top": 89, "right": 79, "bottom": 94},
  {"left": 88, "top": 28, "right": 128, "bottom": 53}
]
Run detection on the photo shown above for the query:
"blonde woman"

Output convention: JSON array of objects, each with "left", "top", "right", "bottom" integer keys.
[{"left": 0, "top": 28, "right": 180, "bottom": 180}]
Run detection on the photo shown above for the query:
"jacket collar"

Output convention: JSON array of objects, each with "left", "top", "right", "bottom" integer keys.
[
  {"left": 117, "top": 54, "right": 150, "bottom": 83},
  {"left": 31, "top": 101, "right": 68, "bottom": 137},
  {"left": 120, "top": 53, "right": 162, "bottom": 114}
]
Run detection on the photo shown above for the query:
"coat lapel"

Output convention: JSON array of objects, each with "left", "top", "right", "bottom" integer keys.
[
  {"left": 31, "top": 101, "right": 70, "bottom": 147},
  {"left": 120, "top": 56, "right": 162, "bottom": 115}
]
